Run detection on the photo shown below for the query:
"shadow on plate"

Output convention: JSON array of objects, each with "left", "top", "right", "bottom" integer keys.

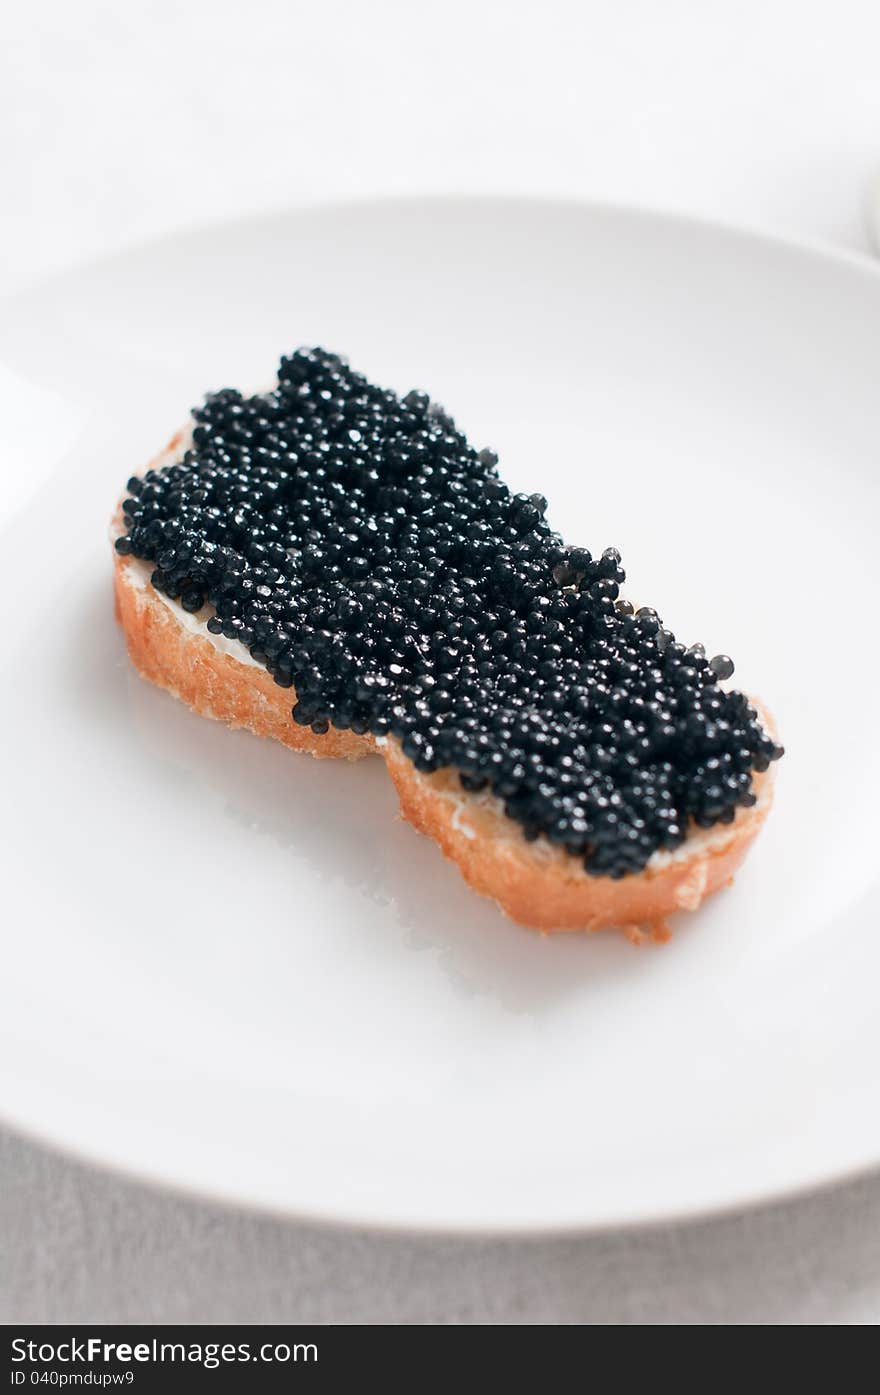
[{"left": 66, "top": 575, "right": 678, "bottom": 1014}]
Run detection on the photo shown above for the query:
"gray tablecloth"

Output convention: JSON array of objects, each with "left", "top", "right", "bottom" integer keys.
[{"left": 2, "top": 1132, "right": 878, "bottom": 1323}]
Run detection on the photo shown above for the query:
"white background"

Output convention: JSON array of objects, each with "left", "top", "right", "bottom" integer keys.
[{"left": 3, "top": 0, "right": 880, "bottom": 1324}]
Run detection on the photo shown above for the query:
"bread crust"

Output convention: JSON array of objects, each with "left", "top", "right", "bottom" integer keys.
[
  {"left": 112, "top": 429, "right": 776, "bottom": 939},
  {"left": 383, "top": 739, "right": 773, "bottom": 937},
  {"left": 114, "top": 551, "right": 372, "bottom": 763}
]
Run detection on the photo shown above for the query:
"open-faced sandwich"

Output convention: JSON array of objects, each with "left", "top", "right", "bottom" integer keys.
[{"left": 112, "top": 348, "right": 782, "bottom": 939}]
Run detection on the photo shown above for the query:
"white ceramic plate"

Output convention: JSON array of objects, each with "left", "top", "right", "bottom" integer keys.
[{"left": 1, "top": 197, "right": 878, "bottom": 1235}]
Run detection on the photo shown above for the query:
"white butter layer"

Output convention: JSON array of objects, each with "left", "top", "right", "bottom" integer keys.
[{"left": 122, "top": 553, "right": 262, "bottom": 669}]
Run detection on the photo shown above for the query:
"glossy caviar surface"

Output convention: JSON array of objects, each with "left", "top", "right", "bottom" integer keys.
[{"left": 116, "top": 348, "right": 783, "bottom": 876}]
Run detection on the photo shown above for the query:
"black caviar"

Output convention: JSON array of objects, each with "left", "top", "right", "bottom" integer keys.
[{"left": 116, "top": 347, "right": 783, "bottom": 877}]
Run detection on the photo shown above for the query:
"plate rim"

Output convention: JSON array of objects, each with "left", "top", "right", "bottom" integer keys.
[
  {"left": 2, "top": 1095, "right": 879, "bottom": 1238},
  {"left": 4, "top": 188, "right": 880, "bottom": 312}
]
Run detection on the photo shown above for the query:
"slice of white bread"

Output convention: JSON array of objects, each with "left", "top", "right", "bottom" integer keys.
[{"left": 112, "top": 429, "right": 776, "bottom": 940}]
